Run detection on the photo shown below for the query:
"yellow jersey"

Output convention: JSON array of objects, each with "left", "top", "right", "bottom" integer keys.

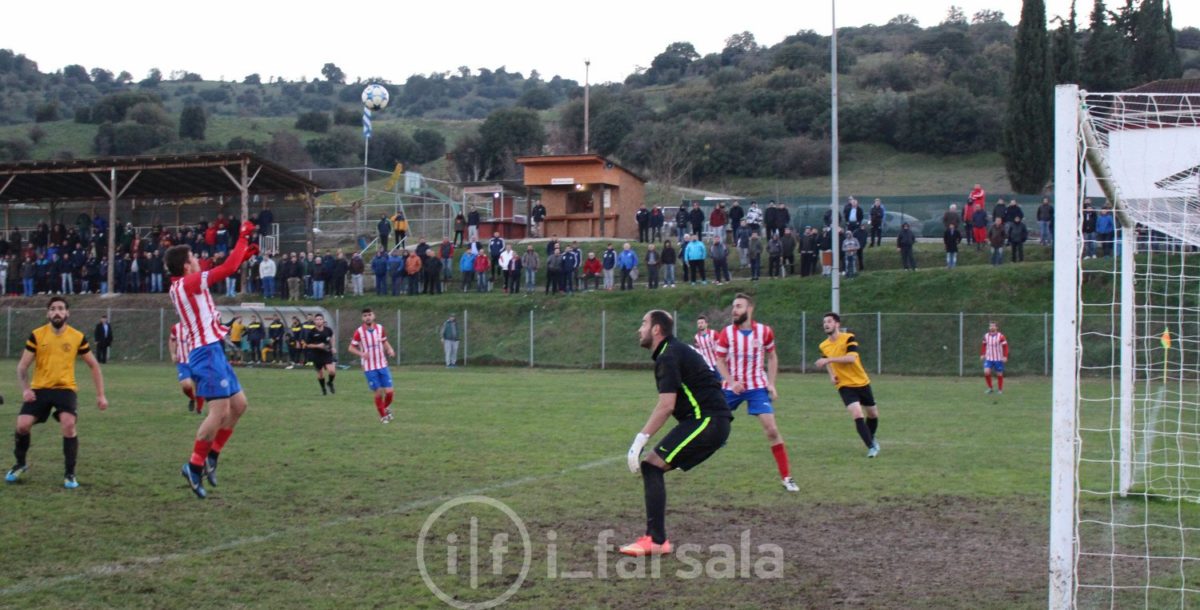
[
  {"left": 25, "top": 323, "right": 90, "bottom": 391},
  {"left": 229, "top": 321, "right": 245, "bottom": 342},
  {"left": 818, "top": 331, "right": 871, "bottom": 389}
]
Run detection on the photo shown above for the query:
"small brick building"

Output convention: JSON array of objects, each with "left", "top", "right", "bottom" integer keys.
[{"left": 516, "top": 154, "right": 646, "bottom": 239}]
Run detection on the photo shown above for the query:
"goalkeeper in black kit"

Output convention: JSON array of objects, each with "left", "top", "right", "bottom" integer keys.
[{"left": 621, "top": 310, "right": 732, "bottom": 556}]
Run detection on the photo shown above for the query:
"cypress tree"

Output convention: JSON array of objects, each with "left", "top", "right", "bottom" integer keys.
[
  {"left": 179, "top": 105, "right": 207, "bottom": 141},
  {"left": 1132, "top": 0, "right": 1175, "bottom": 82},
  {"left": 1080, "top": 0, "right": 1132, "bottom": 91},
  {"left": 1002, "top": 0, "right": 1054, "bottom": 194},
  {"left": 1052, "top": 1, "right": 1081, "bottom": 84},
  {"left": 1163, "top": 2, "right": 1183, "bottom": 78}
]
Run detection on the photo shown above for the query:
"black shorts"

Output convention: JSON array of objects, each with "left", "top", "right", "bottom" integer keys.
[
  {"left": 309, "top": 351, "right": 334, "bottom": 368},
  {"left": 653, "top": 416, "right": 731, "bottom": 472},
  {"left": 837, "top": 385, "right": 876, "bottom": 408},
  {"left": 20, "top": 389, "right": 78, "bottom": 423}
]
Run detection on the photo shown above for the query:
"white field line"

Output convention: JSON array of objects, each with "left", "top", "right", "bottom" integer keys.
[{"left": 0, "top": 455, "right": 622, "bottom": 596}]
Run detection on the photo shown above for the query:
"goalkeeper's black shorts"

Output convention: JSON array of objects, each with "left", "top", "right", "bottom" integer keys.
[{"left": 653, "top": 416, "right": 731, "bottom": 471}]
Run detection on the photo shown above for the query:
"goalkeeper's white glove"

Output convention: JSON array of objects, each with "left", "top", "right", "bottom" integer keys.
[{"left": 627, "top": 433, "right": 650, "bottom": 473}]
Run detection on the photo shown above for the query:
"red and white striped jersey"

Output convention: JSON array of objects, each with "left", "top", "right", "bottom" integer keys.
[
  {"left": 981, "top": 331, "right": 1009, "bottom": 360},
  {"left": 170, "top": 322, "right": 192, "bottom": 364},
  {"left": 715, "top": 322, "right": 776, "bottom": 389},
  {"left": 169, "top": 270, "right": 228, "bottom": 350},
  {"left": 693, "top": 329, "right": 719, "bottom": 369},
  {"left": 351, "top": 323, "right": 390, "bottom": 371}
]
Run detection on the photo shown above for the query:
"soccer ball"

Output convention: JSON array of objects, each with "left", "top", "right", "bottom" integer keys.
[{"left": 361, "top": 84, "right": 389, "bottom": 111}]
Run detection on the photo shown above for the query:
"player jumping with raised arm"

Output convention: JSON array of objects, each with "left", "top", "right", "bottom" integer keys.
[
  {"left": 166, "top": 220, "right": 258, "bottom": 499},
  {"left": 815, "top": 312, "right": 881, "bottom": 457},
  {"left": 347, "top": 308, "right": 397, "bottom": 424},
  {"left": 713, "top": 293, "right": 798, "bottom": 492},
  {"left": 169, "top": 322, "right": 204, "bottom": 415},
  {"left": 981, "top": 321, "right": 1009, "bottom": 394}
]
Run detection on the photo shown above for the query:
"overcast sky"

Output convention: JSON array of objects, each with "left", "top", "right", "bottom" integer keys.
[{"left": 5, "top": 1, "right": 1197, "bottom": 86}]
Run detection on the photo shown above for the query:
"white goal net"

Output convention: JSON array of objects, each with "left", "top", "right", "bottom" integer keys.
[{"left": 1051, "top": 85, "right": 1200, "bottom": 608}]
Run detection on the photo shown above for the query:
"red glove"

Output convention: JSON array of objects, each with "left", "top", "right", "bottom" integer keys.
[{"left": 239, "top": 221, "right": 257, "bottom": 239}]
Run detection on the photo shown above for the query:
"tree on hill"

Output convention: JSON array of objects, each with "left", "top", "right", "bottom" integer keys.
[
  {"left": 139, "top": 68, "right": 162, "bottom": 88},
  {"left": 179, "top": 104, "right": 206, "bottom": 140},
  {"left": 1002, "top": 0, "right": 1053, "bottom": 194},
  {"left": 1131, "top": 0, "right": 1181, "bottom": 81},
  {"left": 411, "top": 128, "right": 446, "bottom": 164},
  {"left": 1051, "top": 3, "right": 1080, "bottom": 84},
  {"left": 295, "top": 111, "right": 331, "bottom": 133},
  {"left": 1080, "top": 0, "right": 1132, "bottom": 90},
  {"left": 243, "top": 73, "right": 261, "bottom": 85},
  {"left": 646, "top": 42, "right": 700, "bottom": 84},
  {"left": 321, "top": 63, "right": 346, "bottom": 84}
]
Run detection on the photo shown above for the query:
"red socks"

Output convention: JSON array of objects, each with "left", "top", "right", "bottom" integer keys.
[
  {"left": 182, "top": 386, "right": 195, "bottom": 400},
  {"left": 212, "top": 428, "right": 234, "bottom": 453},
  {"left": 195, "top": 397, "right": 205, "bottom": 414},
  {"left": 384, "top": 391, "right": 394, "bottom": 408},
  {"left": 997, "top": 375, "right": 1004, "bottom": 391},
  {"left": 985, "top": 374, "right": 993, "bottom": 389},
  {"left": 771, "top": 443, "right": 790, "bottom": 478},
  {"left": 374, "top": 395, "right": 386, "bottom": 417},
  {"left": 190, "top": 439, "right": 213, "bottom": 467}
]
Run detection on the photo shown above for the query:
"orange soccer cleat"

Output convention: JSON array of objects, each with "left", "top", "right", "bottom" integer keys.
[{"left": 619, "top": 535, "right": 673, "bottom": 557}]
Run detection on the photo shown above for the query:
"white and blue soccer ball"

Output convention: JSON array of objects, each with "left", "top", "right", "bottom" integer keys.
[{"left": 361, "top": 84, "right": 389, "bottom": 110}]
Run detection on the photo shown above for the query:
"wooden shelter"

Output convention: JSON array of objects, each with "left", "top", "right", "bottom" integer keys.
[
  {"left": 0, "top": 151, "right": 319, "bottom": 294},
  {"left": 516, "top": 154, "right": 646, "bottom": 239}
]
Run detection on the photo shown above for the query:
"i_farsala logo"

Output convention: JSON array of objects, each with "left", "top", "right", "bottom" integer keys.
[{"left": 417, "top": 495, "right": 783, "bottom": 609}]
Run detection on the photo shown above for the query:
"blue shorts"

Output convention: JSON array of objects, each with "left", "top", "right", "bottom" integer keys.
[
  {"left": 188, "top": 342, "right": 242, "bottom": 400},
  {"left": 724, "top": 387, "right": 774, "bottom": 415},
  {"left": 364, "top": 367, "right": 393, "bottom": 391},
  {"left": 176, "top": 363, "right": 192, "bottom": 382},
  {"left": 984, "top": 360, "right": 1005, "bottom": 373}
]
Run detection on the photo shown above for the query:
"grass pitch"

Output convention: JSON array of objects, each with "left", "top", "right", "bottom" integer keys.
[{"left": 0, "top": 364, "right": 1083, "bottom": 608}]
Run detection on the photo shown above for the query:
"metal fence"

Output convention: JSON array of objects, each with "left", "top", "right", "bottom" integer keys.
[{"left": 0, "top": 306, "right": 1053, "bottom": 376}]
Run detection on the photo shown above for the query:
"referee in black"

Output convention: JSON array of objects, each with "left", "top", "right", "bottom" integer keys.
[{"left": 621, "top": 310, "right": 732, "bottom": 557}]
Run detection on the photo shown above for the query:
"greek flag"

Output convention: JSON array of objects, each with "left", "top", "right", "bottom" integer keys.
[{"left": 362, "top": 107, "right": 372, "bottom": 138}]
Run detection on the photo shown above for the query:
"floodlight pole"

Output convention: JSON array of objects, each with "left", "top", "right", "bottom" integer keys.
[
  {"left": 584, "top": 60, "right": 591, "bottom": 154},
  {"left": 830, "top": 0, "right": 841, "bottom": 314},
  {"left": 362, "top": 118, "right": 369, "bottom": 238}
]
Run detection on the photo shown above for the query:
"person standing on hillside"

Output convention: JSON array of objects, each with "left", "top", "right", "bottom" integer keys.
[
  {"left": 713, "top": 293, "right": 796, "bottom": 492},
  {"left": 650, "top": 206, "right": 664, "bottom": 242},
  {"left": 1008, "top": 217, "right": 1028, "bottom": 263},
  {"left": 981, "top": 321, "right": 1009, "bottom": 394},
  {"left": 709, "top": 203, "right": 727, "bottom": 244},
  {"left": 620, "top": 309, "right": 732, "bottom": 557},
  {"left": 944, "top": 223, "right": 963, "bottom": 269},
  {"left": 618, "top": 242, "right": 639, "bottom": 291},
  {"left": 1036, "top": 197, "right": 1054, "bottom": 246},
  {"left": 530, "top": 203, "right": 546, "bottom": 239},
  {"left": 440, "top": 313, "right": 459, "bottom": 367},
  {"left": 93, "top": 315, "right": 113, "bottom": 364},
  {"left": 8, "top": 297, "right": 108, "bottom": 490},
  {"left": 660, "top": 241, "right": 677, "bottom": 288},
  {"left": 521, "top": 245, "right": 539, "bottom": 293},
  {"left": 376, "top": 215, "right": 390, "bottom": 252},
  {"left": 816, "top": 312, "right": 881, "bottom": 458},
  {"left": 896, "top": 223, "right": 917, "bottom": 271},
  {"left": 636, "top": 205, "right": 650, "bottom": 243},
  {"left": 971, "top": 203, "right": 989, "bottom": 251},
  {"left": 868, "top": 199, "right": 885, "bottom": 247},
  {"left": 988, "top": 217, "right": 1007, "bottom": 266}
]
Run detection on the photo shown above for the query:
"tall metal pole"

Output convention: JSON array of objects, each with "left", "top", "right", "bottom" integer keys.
[
  {"left": 583, "top": 60, "right": 591, "bottom": 154},
  {"left": 829, "top": 0, "right": 841, "bottom": 314}
]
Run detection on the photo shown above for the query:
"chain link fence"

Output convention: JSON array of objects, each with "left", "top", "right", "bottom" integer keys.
[{"left": 0, "top": 306, "right": 1053, "bottom": 376}]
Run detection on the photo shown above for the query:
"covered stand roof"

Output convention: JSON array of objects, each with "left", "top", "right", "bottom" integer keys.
[{"left": 0, "top": 151, "right": 319, "bottom": 203}]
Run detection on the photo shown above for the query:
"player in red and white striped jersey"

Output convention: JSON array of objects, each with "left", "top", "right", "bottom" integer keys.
[
  {"left": 165, "top": 220, "right": 258, "bottom": 499},
  {"left": 713, "top": 293, "right": 798, "bottom": 492},
  {"left": 347, "top": 308, "right": 397, "bottom": 424},
  {"left": 980, "top": 321, "right": 1009, "bottom": 394},
  {"left": 693, "top": 315, "right": 719, "bottom": 370},
  {"left": 169, "top": 322, "right": 204, "bottom": 415}
]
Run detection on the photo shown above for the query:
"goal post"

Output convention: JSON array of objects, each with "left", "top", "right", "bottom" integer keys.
[{"left": 1051, "top": 83, "right": 1200, "bottom": 609}]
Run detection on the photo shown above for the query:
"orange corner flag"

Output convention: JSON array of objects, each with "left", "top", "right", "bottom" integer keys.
[{"left": 1162, "top": 329, "right": 1172, "bottom": 350}]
